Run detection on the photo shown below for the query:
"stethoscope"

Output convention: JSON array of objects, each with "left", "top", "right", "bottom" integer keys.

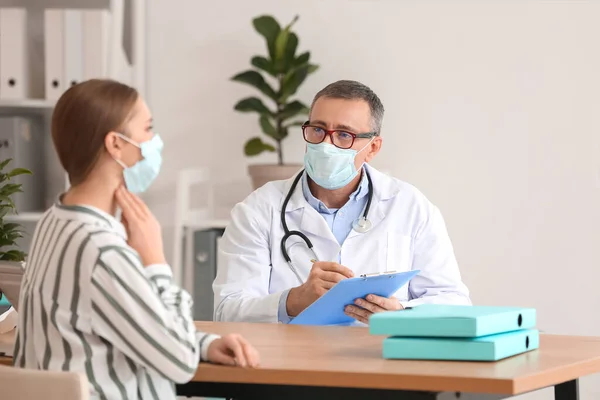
[{"left": 280, "top": 169, "right": 374, "bottom": 283}]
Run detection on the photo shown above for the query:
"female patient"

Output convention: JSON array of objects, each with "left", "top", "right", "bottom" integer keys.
[{"left": 13, "top": 79, "right": 259, "bottom": 399}]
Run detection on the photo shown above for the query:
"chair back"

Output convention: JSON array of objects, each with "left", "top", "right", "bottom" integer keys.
[
  {"left": 0, "top": 365, "right": 89, "bottom": 400},
  {"left": 172, "top": 168, "right": 214, "bottom": 283}
]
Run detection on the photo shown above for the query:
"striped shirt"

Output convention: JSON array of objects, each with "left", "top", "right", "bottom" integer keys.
[{"left": 13, "top": 202, "right": 219, "bottom": 400}]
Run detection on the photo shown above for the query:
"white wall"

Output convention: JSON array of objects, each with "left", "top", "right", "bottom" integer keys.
[{"left": 145, "top": 1, "right": 600, "bottom": 398}]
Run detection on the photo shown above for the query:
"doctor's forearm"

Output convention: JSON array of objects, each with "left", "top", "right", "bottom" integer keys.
[
  {"left": 285, "top": 287, "right": 306, "bottom": 317},
  {"left": 214, "top": 291, "right": 285, "bottom": 323}
]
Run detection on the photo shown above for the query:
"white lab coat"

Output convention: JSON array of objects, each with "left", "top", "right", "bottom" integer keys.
[{"left": 213, "top": 164, "right": 471, "bottom": 323}]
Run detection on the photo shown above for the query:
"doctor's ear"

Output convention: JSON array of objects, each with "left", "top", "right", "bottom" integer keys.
[
  {"left": 104, "top": 131, "right": 124, "bottom": 158},
  {"left": 365, "top": 136, "right": 382, "bottom": 162}
]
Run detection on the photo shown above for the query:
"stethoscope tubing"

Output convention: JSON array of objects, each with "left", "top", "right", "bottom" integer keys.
[{"left": 280, "top": 169, "right": 373, "bottom": 284}]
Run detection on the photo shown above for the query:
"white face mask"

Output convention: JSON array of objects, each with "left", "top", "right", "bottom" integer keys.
[{"left": 303, "top": 139, "right": 373, "bottom": 190}]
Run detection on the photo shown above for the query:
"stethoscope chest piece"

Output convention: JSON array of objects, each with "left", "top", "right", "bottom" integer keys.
[{"left": 352, "top": 217, "right": 372, "bottom": 233}]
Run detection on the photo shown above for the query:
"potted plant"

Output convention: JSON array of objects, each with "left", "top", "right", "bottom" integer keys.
[
  {"left": 0, "top": 158, "right": 32, "bottom": 310},
  {"left": 231, "top": 14, "right": 319, "bottom": 189}
]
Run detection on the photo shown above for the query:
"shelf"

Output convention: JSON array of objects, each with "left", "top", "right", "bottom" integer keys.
[
  {"left": 5, "top": 212, "right": 44, "bottom": 223},
  {"left": 0, "top": 99, "right": 55, "bottom": 112},
  {"left": 184, "top": 219, "right": 230, "bottom": 230}
]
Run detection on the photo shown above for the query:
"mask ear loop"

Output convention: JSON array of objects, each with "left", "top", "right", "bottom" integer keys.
[
  {"left": 112, "top": 132, "right": 141, "bottom": 169},
  {"left": 355, "top": 137, "right": 376, "bottom": 170},
  {"left": 115, "top": 132, "right": 141, "bottom": 148}
]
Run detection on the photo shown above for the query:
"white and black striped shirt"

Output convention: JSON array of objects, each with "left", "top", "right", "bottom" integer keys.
[{"left": 13, "top": 202, "right": 218, "bottom": 400}]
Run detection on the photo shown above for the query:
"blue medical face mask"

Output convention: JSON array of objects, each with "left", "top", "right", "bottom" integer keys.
[
  {"left": 303, "top": 140, "right": 373, "bottom": 190},
  {"left": 114, "top": 133, "right": 163, "bottom": 194}
]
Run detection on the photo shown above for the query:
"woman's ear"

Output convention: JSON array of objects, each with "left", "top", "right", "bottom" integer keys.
[{"left": 104, "top": 131, "right": 123, "bottom": 159}]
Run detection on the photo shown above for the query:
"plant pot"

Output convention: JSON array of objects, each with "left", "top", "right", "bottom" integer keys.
[
  {"left": 0, "top": 304, "right": 17, "bottom": 334},
  {"left": 247, "top": 164, "right": 303, "bottom": 190},
  {"left": 0, "top": 260, "right": 25, "bottom": 312}
]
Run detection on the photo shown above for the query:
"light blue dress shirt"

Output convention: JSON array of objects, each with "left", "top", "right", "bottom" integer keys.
[{"left": 277, "top": 168, "right": 370, "bottom": 323}]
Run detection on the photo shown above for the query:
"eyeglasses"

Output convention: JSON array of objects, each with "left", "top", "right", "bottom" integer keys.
[{"left": 301, "top": 122, "right": 377, "bottom": 150}]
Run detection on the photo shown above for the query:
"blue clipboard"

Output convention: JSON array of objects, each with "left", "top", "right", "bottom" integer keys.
[{"left": 289, "top": 269, "right": 420, "bottom": 326}]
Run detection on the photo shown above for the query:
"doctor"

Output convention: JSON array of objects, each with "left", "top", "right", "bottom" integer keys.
[{"left": 213, "top": 80, "right": 471, "bottom": 324}]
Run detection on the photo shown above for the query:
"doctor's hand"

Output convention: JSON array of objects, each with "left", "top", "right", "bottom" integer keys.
[
  {"left": 115, "top": 185, "right": 167, "bottom": 266},
  {"left": 286, "top": 261, "right": 354, "bottom": 317},
  {"left": 207, "top": 334, "right": 260, "bottom": 368},
  {"left": 344, "top": 294, "right": 404, "bottom": 324}
]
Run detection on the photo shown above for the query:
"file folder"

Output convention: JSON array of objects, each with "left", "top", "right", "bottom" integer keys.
[
  {"left": 0, "top": 8, "right": 29, "bottom": 99},
  {"left": 64, "top": 9, "right": 84, "bottom": 89},
  {"left": 44, "top": 9, "right": 65, "bottom": 100},
  {"left": 82, "top": 10, "right": 110, "bottom": 79},
  {"left": 370, "top": 304, "right": 536, "bottom": 338},
  {"left": 289, "top": 270, "right": 420, "bottom": 326},
  {"left": 382, "top": 329, "right": 539, "bottom": 361}
]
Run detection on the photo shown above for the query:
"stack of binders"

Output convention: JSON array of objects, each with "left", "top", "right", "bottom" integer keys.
[{"left": 369, "top": 304, "right": 539, "bottom": 361}]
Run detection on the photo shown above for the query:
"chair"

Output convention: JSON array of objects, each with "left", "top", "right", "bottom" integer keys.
[
  {"left": 172, "top": 167, "right": 215, "bottom": 285},
  {"left": 0, "top": 364, "right": 89, "bottom": 400}
]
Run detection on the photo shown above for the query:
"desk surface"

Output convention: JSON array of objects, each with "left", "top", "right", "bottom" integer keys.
[
  {"left": 192, "top": 322, "right": 600, "bottom": 396},
  {"left": 2, "top": 322, "right": 600, "bottom": 396}
]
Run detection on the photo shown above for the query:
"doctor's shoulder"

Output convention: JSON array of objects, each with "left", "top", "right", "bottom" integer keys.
[
  {"left": 383, "top": 174, "right": 442, "bottom": 220},
  {"left": 228, "top": 179, "right": 286, "bottom": 221}
]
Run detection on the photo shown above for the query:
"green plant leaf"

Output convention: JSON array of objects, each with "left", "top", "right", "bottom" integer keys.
[
  {"left": 284, "top": 120, "right": 307, "bottom": 128},
  {"left": 2, "top": 223, "right": 22, "bottom": 233},
  {"left": 0, "top": 183, "right": 23, "bottom": 198},
  {"left": 294, "top": 51, "right": 310, "bottom": 66},
  {"left": 280, "top": 64, "right": 320, "bottom": 102},
  {"left": 279, "top": 127, "right": 289, "bottom": 140},
  {"left": 244, "top": 137, "right": 276, "bottom": 156},
  {"left": 0, "top": 207, "right": 10, "bottom": 220},
  {"left": 251, "top": 56, "right": 277, "bottom": 77},
  {"left": 274, "top": 16, "right": 299, "bottom": 72},
  {"left": 0, "top": 159, "right": 11, "bottom": 171},
  {"left": 279, "top": 100, "right": 309, "bottom": 120},
  {"left": 252, "top": 15, "right": 281, "bottom": 61},
  {"left": 259, "top": 114, "right": 281, "bottom": 140},
  {"left": 0, "top": 195, "right": 16, "bottom": 209},
  {"left": 8, "top": 168, "right": 32, "bottom": 178},
  {"left": 281, "top": 32, "right": 299, "bottom": 72},
  {"left": 0, "top": 250, "right": 25, "bottom": 262},
  {"left": 231, "top": 70, "right": 278, "bottom": 101},
  {"left": 234, "top": 97, "right": 273, "bottom": 115}
]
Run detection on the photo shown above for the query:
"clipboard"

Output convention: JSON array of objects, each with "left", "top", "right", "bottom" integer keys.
[{"left": 289, "top": 269, "right": 420, "bottom": 326}]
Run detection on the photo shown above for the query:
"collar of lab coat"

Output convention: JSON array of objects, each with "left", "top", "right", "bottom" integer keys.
[
  {"left": 278, "top": 163, "right": 400, "bottom": 213},
  {"left": 277, "top": 164, "right": 401, "bottom": 246}
]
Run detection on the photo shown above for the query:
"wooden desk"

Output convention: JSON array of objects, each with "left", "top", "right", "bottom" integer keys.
[
  {"left": 2, "top": 322, "right": 599, "bottom": 400},
  {"left": 176, "top": 322, "right": 599, "bottom": 400}
]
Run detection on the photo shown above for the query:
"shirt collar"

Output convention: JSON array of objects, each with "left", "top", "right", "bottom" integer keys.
[
  {"left": 53, "top": 194, "right": 127, "bottom": 239},
  {"left": 301, "top": 167, "right": 369, "bottom": 213}
]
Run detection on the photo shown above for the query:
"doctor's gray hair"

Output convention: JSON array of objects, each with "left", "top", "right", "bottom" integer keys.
[{"left": 311, "top": 80, "right": 385, "bottom": 134}]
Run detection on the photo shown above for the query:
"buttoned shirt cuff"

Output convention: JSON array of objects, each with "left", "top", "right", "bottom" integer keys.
[
  {"left": 277, "top": 289, "right": 293, "bottom": 324},
  {"left": 199, "top": 333, "right": 220, "bottom": 362},
  {"left": 143, "top": 263, "right": 172, "bottom": 278}
]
